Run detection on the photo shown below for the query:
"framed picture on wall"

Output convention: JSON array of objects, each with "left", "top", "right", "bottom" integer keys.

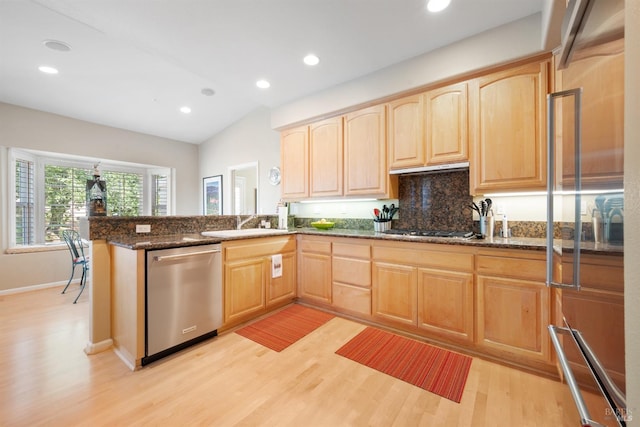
[{"left": 203, "top": 175, "right": 223, "bottom": 215}]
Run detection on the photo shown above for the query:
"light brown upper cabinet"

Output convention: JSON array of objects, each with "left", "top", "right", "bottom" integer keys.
[
  {"left": 425, "top": 82, "right": 469, "bottom": 165},
  {"left": 388, "top": 94, "right": 425, "bottom": 169},
  {"left": 280, "top": 126, "right": 309, "bottom": 199},
  {"left": 344, "top": 105, "right": 396, "bottom": 197},
  {"left": 557, "top": 39, "right": 624, "bottom": 189},
  {"left": 309, "top": 117, "right": 343, "bottom": 198},
  {"left": 469, "top": 59, "right": 550, "bottom": 195},
  {"left": 388, "top": 82, "right": 468, "bottom": 171}
]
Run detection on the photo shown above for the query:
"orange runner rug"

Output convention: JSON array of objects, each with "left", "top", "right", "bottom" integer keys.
[
  {"left": 336, "top": 327, "right": 473, "bottom": 403},
  {"left": 236, "top": 305, "right": 334, "bottom": 352}
]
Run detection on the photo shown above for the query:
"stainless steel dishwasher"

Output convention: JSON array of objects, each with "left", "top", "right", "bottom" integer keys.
[{"left": 142, "top": 243, "right": 222, "bottom": 365}]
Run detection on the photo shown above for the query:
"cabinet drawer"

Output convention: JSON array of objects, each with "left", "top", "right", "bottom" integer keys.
[
  {"left": 333, "top": 241, "right": 370, "bottom": 259},
  {"left": 298, "top": 236, "right": 332, "bottom": 254},
  {"left": 332, "top": 283, "right": 371, "bottom": 316},
  {"left": 224, "top": 236, "right": 295, "bottom": 261},
  {"left": 477, "top": 254, "right": 545, "bottom": 282},
  {"left": 372, "top": 243, "right": 473, "bottom": 271},
  {"left": 333, "top": 257, "right": 371, "bottom": 288}
]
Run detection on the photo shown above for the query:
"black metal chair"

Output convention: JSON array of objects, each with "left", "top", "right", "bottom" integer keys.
[{"left": 61, "top": 230, "right": 89, "bottom": 304}]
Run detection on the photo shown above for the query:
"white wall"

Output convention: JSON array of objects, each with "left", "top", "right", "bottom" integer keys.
[
  {"left": 199, "top": 106, "right": 281, "bottom": 215},
  {"left": 271, "top": 13, "right": 543, "bottom": 129},
  {"left": 0, "top": 102, "right": 200, "bottom": 291}
]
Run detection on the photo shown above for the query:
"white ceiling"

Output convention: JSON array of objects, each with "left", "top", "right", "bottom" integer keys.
[{"left": 0, "top": 0, "right": 543, "bottom": 144}]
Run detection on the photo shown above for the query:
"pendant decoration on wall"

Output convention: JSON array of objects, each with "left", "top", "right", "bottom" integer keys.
[{"left": 268, "top": 166, "right": 281, "bottom": 186}]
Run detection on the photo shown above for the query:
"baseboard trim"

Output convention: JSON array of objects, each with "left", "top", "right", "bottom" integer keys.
[
  {"left": 84, "top": 339, "right": 113, "bottom": 355},
  {"left": 0, "top": 280, "right": 79, "bottom": 296}
]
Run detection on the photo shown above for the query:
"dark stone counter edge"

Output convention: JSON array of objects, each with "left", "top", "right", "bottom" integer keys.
[{"left": 104, "top": 228, "right": 623, "bottom": 256}]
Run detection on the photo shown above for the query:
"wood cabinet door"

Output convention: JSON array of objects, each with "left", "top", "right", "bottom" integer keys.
[
  {"left": 388, "top": 94, "right": 424, "bottom": 169},
  {"left": 372, "top": 262, "right": 417, "bottom": 326},
  {"left": 310, "top": 117, "right": 343, "bottom": 197},
  {"left": 298, "top": 251, "right": 332, "bottom": 304},
  {"left": 558, "top": 41, "right": 624, "bottom": 189},
  {"left": 476, "top": 275, "right": 550, "bottom": 363},
  {"left": 224, "top": 258, "right": 265, "bottom": 324},
  {"left": 344, "top": 105, "right": 388, "bottom": 196},
  {"left": 267, "top": 252, "right": 296, "bottom": 307},
  {"left": 417, "top": 267, "right": 474, "bottom": 344},
  {"left": 425, "top": 82, "right": 468, "bottom": 165},
  {"left": 281, "top": 126, "right": 309, "bottom": 199},
  {"left": 470, "top": 60, "right": 549, "bottom": 194}
]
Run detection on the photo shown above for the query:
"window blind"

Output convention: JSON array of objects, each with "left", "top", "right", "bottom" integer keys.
[{"left": 15, "top": 159, "right": 35, "bottom": 245}]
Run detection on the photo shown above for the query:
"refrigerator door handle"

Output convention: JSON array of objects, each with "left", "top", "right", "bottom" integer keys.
[
  {"left": 548, "top": 325, "right": 607, "bottom": 427},
  {"left": 546, "top": 88, "right": 583, "bottom": 290}
]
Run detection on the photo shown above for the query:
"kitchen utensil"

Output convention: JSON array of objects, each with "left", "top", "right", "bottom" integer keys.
[
  {"left": 470, "top": 202, "right": 481, "bottom": 215},
  {"left": 480, "top": 200, "right": 487, "bottom": 216},
  {"left": 485, "top": 198, "right": 492, "bottom": 214},
  {"left": 373, "top": 208, "right": 380, "bottom": 219},
  {"left": 389, "top": 207, "right": 399, "bottom": 220}
]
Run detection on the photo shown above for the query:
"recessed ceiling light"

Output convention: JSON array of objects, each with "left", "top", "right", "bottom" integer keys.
[
  {"left": 201, "top": 88, "right": 215, "bottom": 96},
  {"left": 180, "top": 106, "right": 192, "bottom": 114},
  {"left": 43, "top": 39, "right": 71, "bottom": 52},
  {"left": 256, "top": 79, "right": 271, "bottom": 89},
  {"left": 38, "top": 66, "right": 59, "bottom": 74},
  {"left": 426, "top": 0, "right": 451, "bottom": 12},
  {"left": 303, "top": 54, "right": 320, "bottom": 66}
]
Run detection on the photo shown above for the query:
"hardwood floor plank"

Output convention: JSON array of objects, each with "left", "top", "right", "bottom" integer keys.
[{"left": 0, "top": 287, "right": 591, "bottom": 426}]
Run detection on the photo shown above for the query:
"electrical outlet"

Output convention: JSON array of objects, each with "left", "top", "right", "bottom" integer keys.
[
  {"left": 581, "top": 201, "right": 587, "bottom": 215},
  {"left": 496, "top": 203, "right": 505, "bottom": 215},
  {"left": 136, "top": 224, "right": 151, "bottom": 233}
]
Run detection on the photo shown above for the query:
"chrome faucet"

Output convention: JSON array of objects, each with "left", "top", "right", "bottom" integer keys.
[{"left": 236, "top": 214, "right": 257, "bottom": 230}]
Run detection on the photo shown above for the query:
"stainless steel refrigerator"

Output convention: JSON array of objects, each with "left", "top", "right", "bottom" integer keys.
[{"left": 546, "top": 1, "right": 626, "bottom": 425}]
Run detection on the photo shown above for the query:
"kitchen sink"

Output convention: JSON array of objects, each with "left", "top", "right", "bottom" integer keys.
[{"left": 201, "top": 228, "right": 290, "bottom": 238}]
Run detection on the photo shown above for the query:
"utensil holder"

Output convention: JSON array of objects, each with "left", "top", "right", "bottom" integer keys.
[{"left": 374, "top": 220, "right": 391, "bottom": 233}]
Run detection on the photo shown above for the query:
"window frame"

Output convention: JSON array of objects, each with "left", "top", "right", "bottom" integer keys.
[{"left": 8, "top": 148, "right": 172, "bottom": 247}]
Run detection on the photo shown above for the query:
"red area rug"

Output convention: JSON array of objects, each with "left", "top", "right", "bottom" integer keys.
[
  {"left": 236, "top": 305, "right": 334, "bottom": 352},
  {"left": 336, "top": 327, "right": 473, "bottom": 403}
]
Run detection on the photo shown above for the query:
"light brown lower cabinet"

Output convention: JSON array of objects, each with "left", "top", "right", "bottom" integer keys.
[
  {"left": 372, "top": 241, "right": 475, "bottom": 345},
  {"left": 475, "top": 251, "right": 551, "bottom": 366},
  {"left": 332, "top": 239, "right": 372, "bottom": 316},
  {"left": 372, "top": 262, "right": 417, "bottom": 326},
  {"left": 297, "top": 235, "right": 332, "bottom": 305},
  {"left": 223, "top": 236, "right": 296, "bottom": 328},
  {"left": 417, "top": 268, "right": 474, "bottom": 344}
]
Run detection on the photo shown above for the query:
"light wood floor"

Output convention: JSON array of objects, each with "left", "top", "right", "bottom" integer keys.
[{"left": 1, "top": 286, "right": 588, "bottom": 426}]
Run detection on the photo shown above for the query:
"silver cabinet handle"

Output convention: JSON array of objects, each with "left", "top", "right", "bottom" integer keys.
[
  {"left": 546, "top": 89, "right": 582, "bottom": 290},
  {"left": 154, "top": 249, "right": 221, "bottom": 262}
]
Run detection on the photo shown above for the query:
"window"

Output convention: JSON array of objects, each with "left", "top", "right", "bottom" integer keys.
[
  {"left": 9, "top": 150, "right": 172, "bottom": 246},
  {"left": 15, "top": 159, "right": 35, "bottom": 245}
]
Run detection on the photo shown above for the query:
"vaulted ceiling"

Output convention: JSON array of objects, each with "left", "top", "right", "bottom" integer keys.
[{"left": 0, "top": 0, "right": 543, "bottom": 143}]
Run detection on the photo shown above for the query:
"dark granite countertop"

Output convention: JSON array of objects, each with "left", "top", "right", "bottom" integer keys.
[{"left": 106, "top": 228, "right": 623, "bottom": 256}]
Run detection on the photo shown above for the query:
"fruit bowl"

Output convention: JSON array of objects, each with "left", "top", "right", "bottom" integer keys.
[{"left": 310, "top": 221, "right": 335, "bottom": 230}]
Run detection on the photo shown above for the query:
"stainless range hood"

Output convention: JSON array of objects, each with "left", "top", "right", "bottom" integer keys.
[{"left": 389, "top": 161, "right": 469, "bottom": 175}]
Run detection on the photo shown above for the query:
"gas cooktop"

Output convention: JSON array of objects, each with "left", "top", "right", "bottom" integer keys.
[{"left": 384, "top": 229, "right": 474, "bottom": 238}]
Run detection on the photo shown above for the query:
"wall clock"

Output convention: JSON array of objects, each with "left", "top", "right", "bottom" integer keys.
[{"left": 268, "top": 166, "right": 281, "bottom": 185}]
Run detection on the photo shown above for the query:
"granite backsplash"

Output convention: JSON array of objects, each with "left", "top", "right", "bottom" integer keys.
[{"left": 395, "top": 170, "right": 473, "bottom": 231}]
